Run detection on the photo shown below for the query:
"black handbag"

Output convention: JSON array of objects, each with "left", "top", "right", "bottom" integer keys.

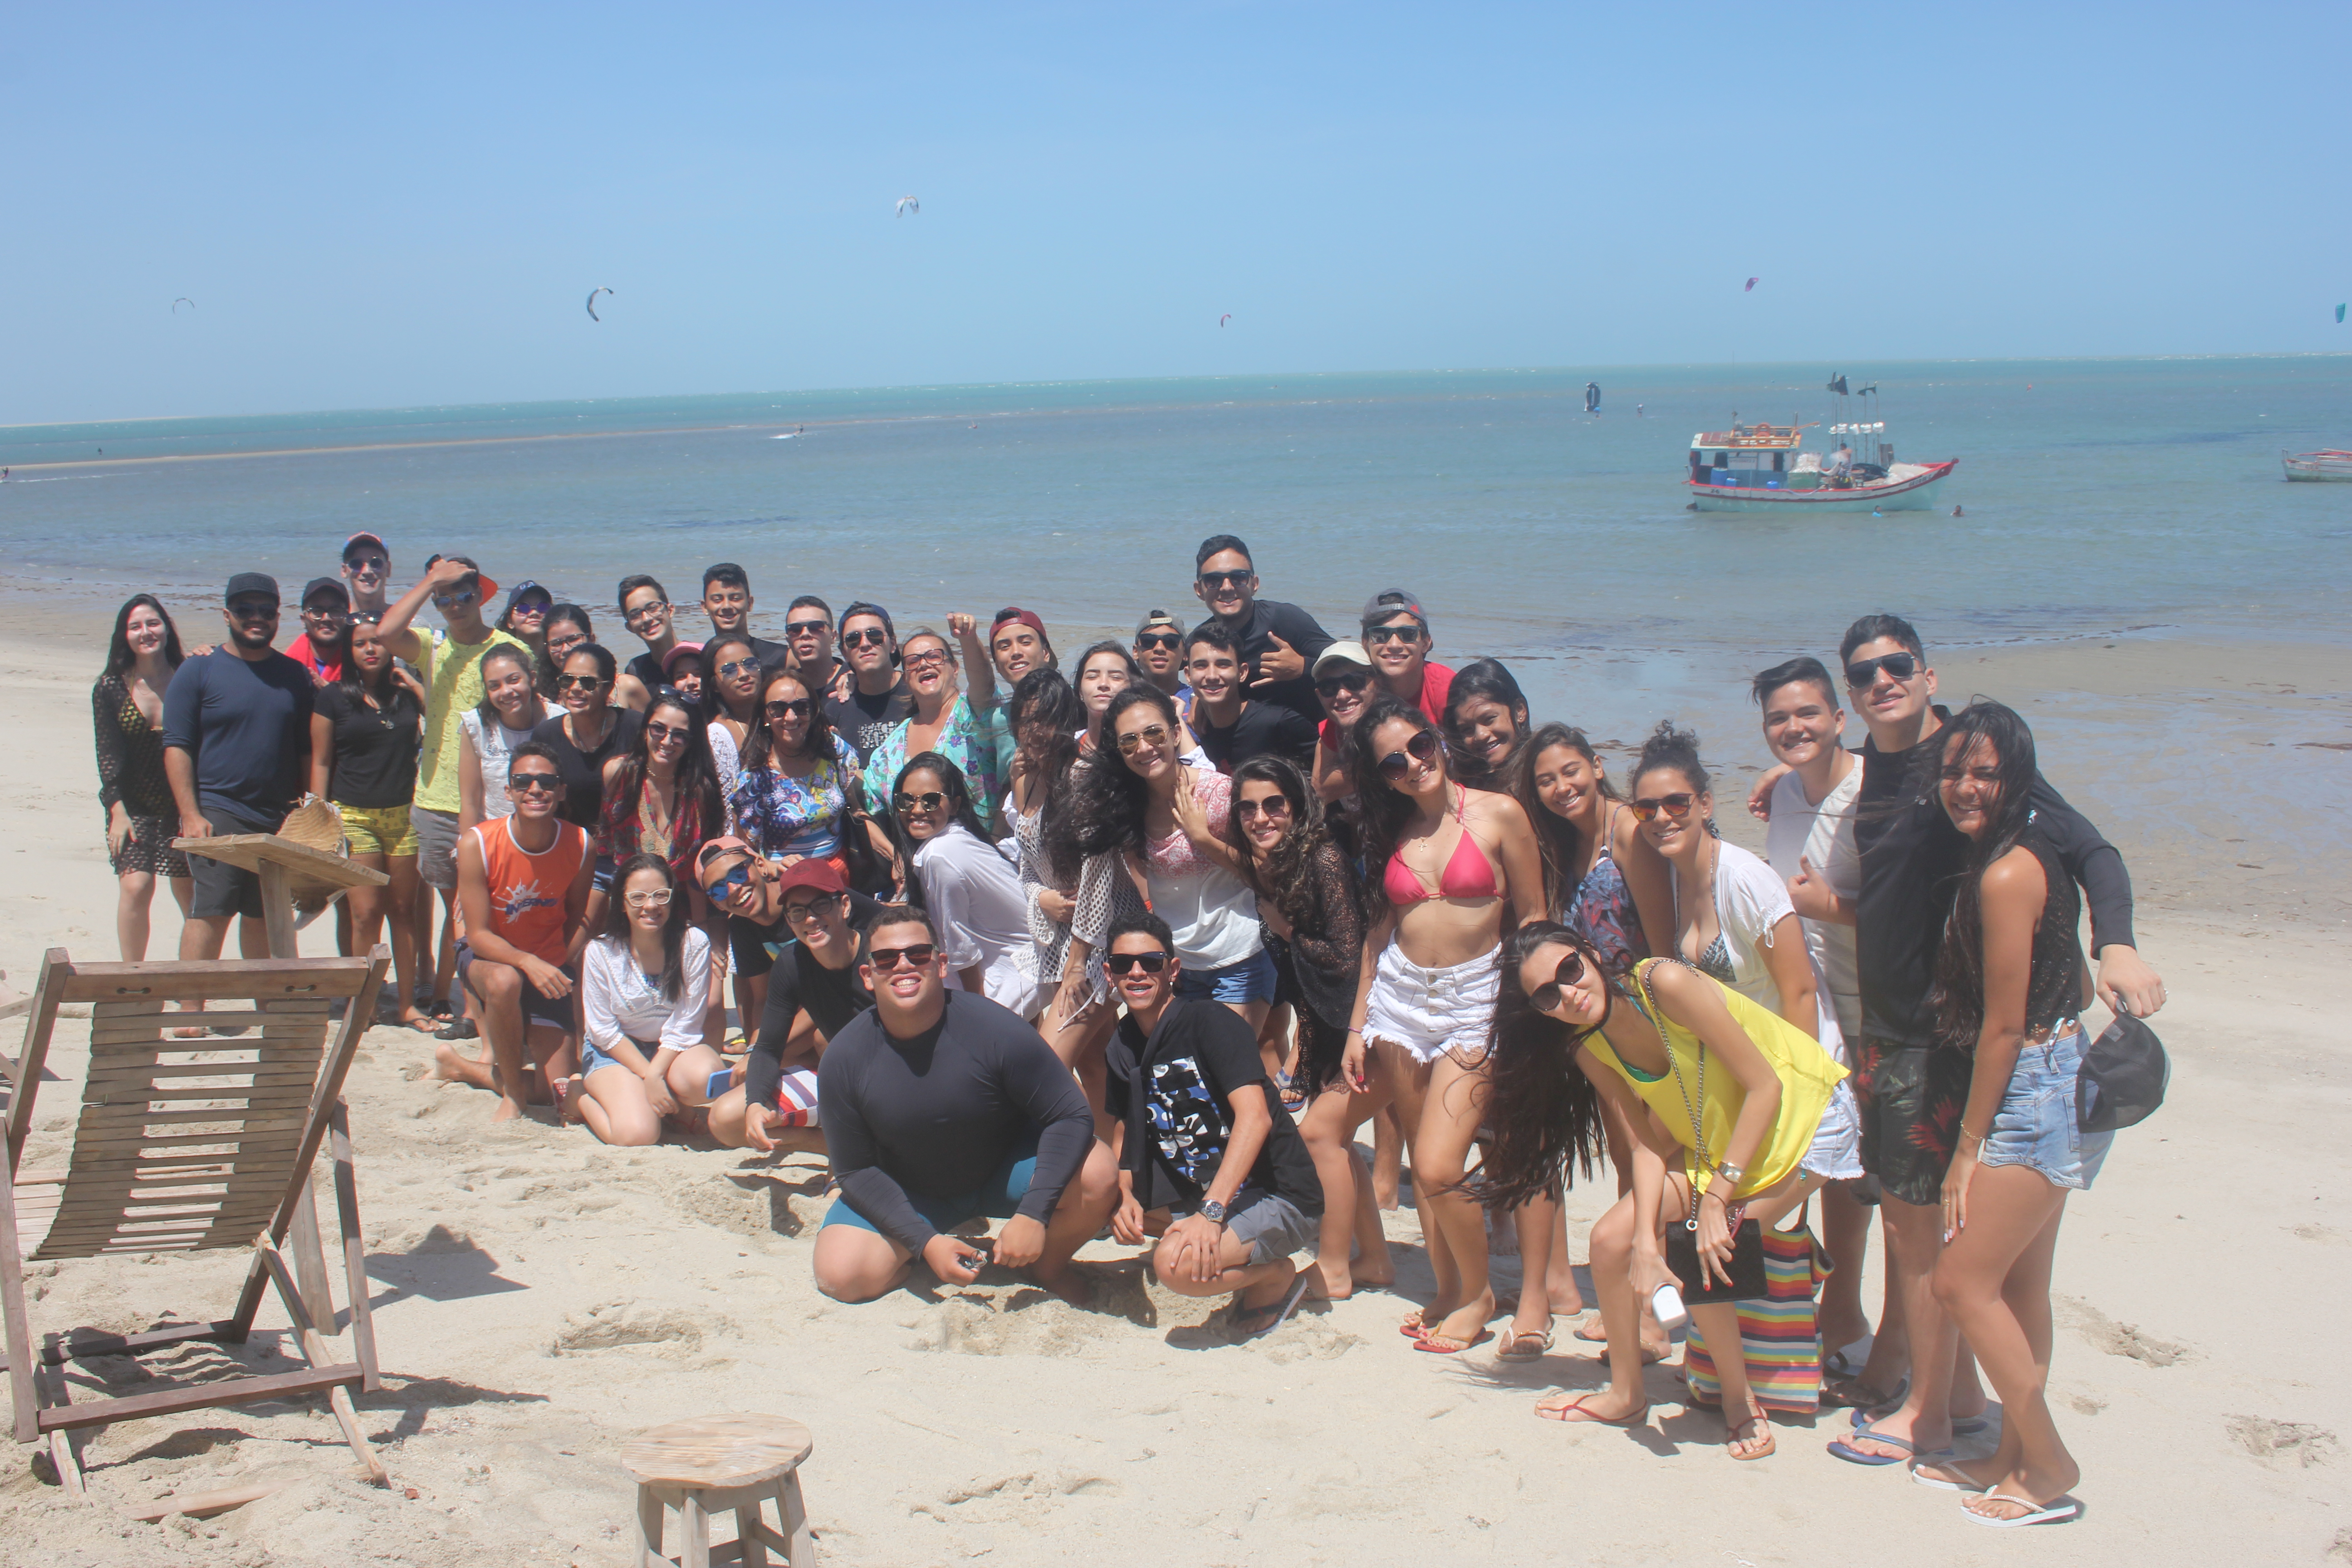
[
  {"left": 2078, "top": 1009, "right": 2168, "bottom": 1132},
  {"left": 1664, "top": 1218, "right": 1771, "bottom": 1305}
]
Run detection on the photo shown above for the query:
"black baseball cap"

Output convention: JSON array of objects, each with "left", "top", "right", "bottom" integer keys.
[
  {"left": 301, "top": 577, "right": 351, "bottom": 608},
  {"left": 1360, "top": 588, "right": 1428, "bottom": 631},
  {"left": 225, "top": 572, "right": 280, "bottom": 605}
]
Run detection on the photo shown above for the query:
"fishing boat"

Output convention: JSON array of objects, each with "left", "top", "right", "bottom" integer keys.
[
  {"left": 1685, "top": 419, "right": 1956, "bottom": 513},
  {"left": 2283, "top": 449, "right": 2352, "bottom": 482}
]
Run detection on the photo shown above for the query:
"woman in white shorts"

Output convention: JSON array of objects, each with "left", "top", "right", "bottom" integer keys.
[{"left": 1341, "top": 696, "right": 1543, "bottom": 1356}]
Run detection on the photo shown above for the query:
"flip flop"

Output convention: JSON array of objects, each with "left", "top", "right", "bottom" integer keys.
[
  {"left": 1727, "top": 1411, "right": 1776, "bottom": 1461},
  {"left": 1828, "top": 1421, "right": 1955, "bottom": 1468},
  {"left": 1495, "top": 1328, "right": 1553, "bottom": 1362},
  {"left": 1413, "top": 1327, "right": 1492, "bottom": 1355},
  {"left": 1235, "top": 1275, "right": 1313, "bottom": 1341},
  {"left": 1536, "top": 1396, "right": 1650, "bottom": 1427},
  {"left": 1963, "top": 1489, "right": 2080, "bottom": 1528},
  {"left": 1911, "top": 1459, "right": 1994, "bottom": 1494},
  {"left": 1822, "top": 1374, "right": 1902, "bottom": 1409},
  {"left": 1399, "top": 1309, "right": 1431, "bottom": 1339},
  {"left": 1849, "top": 1405, "right": 1989, "bottom": 1438}
]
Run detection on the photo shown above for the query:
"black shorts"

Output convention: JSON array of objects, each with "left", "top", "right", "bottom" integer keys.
[
  {"left": 186, "top": 799, "right": 287, "bottom": 920},
  {"left": 456, "top": 945, "right": 577, "bottom": 1033},
  {"left": 1853, "top": 1036, "right": 1974, "bottom": 1209}
]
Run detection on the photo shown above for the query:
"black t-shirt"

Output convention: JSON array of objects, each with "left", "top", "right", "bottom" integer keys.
[
  {"left": 1194, "top": 599, "right": 1333, "bottom": 724},
  {"left": 314, "top": 681, "right": 424, "bottom": 808},
  {"left": 742, "top": 895, "right": 882, "bottom": 1106},
  {"left": 530, "top": 708, "right": 645, "bottom": 830},
  {"left": 1853, "top": 707, "right": 2133, "bottom": 1048},
  {"left": 823, "top": 992, "right": 1096, "bottom": 1254},
  {"left": 1106, "top": 999, "right": 1323, "bottom": 1217},
  {"left": 1194, "top": 698, "right": 1320, "bottom": 776},
  {"left": 623, "top": 649, "right": 668, "bottom": 693},
  {"left": 826, "top": 679, "right": 915, "bottom": 764}
]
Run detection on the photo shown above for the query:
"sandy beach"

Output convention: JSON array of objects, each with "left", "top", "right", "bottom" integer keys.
[{"left": 2, "top": 603, "right": 2347, "bottom": 1567}]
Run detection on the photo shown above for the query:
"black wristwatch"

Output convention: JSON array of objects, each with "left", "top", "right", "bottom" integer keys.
[{"left": 1200, "top": 1199, "right": 1228, "bottom": 1224}]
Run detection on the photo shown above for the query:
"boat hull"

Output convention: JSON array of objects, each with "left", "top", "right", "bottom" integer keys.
[
  {"left": 1690, "top": 460, "right": 1957, "bottom": 513},
  {"left": 2283, "top": 450, "right": 2352, "bottom": 481}
]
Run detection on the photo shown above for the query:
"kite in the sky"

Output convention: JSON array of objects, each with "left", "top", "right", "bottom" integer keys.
[
  {"left": 1745, "top": 277, "right": 1758, "bottom": 291},
  {"left": 172, "top": 297, "right": 195, "bottom": 314},
  {"left": 896, "top": 195, "right": 920, "bottom": 217},
  {"left": 586, "top": 287, "right": 613, "bottom": 322},
  {"left": 1220, "top": 314, "right": 1231, "bottom": 327},
  {"left": 2339, "top": 303, "right": 2347, "bottom": 323}
]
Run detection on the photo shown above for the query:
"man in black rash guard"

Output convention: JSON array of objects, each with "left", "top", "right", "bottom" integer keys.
[
  {"left": 813, "top": 908, "right": 1117, "bottom": 1304},
  {"left": 700, "top": 854, "right": 874, "bottom": 1153},
  {"left": 1188, "top": 534, "right": 1333, "bottom": 726},
  {"left": 1828, "top": 612, "right": 2167, "bottom": 1471}
]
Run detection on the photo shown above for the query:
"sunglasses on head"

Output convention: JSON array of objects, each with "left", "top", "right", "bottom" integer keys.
[
  {"left": 1106, "top": 950, "right": 1171, "bottom": 975},
  {"left": 1115, "top": 723, "right": 1171, "bottom": 756},
  {"left": 1627, "top": 792, "right": 1697, "bottom": 821},
  {"left": 1377, "top": 728, "right": 1442, "bottom": 781},
  {"left": 894, "top": 791, "right": 947, "bottom": 814},
  {"left": 1529, "top": 948, "right": 1589, "bottom": 1014},
  {"left": 866, "top": 944, "right": 937, "bottom": 971},
  {"left": 1317, "top": 670, "right": 1371, "bottom": 697},
  {"left": 1235, "top": 794, "right": 1292, "bottom": 821},
  {"left": 509, "top": 771, "right": 562, "bottom": 794},
  {"left": 842, "top": 627, "right": 890, "bottom": 648},
  {"left": 785, "top": 619, "right": 830, "bottom": 638},
  {"left": 1135, "top": 632, "right": 1181, "bottom": 651},
  {"left": 1366, "top": 624, "right": 1423, "bottom": 646},
  {"left": 1845, "top": 652, "right": 1920, "bottom": 688},
  {"left": 764, "top": 698, "right": 812, "bottom": 720},
  {"left": 1197, "top": 569, "right": 1250, "bottom": 590}
]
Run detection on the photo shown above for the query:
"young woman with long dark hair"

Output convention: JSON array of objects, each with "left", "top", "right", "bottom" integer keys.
[
  {"left": 1912, "top": 703, "right": 2108, "bottom": 1525},
  {"left": 309, "top": 619, "right": 431, "bottom": 1029},
  {"left": 531, "top": 642, "right": 641, "bottom": 831},
  {"left": 1225, "top": 755, "right": 1387, "bottom": 1298},
  {"left": 1342, "top": 695, "right": 1545, "bottom": 1354},
  {"left": 699, "top": 631, "right": 764, "bottom": 817},
  {"left": 890, "top": 752, "right": 1037, "bottom": 1014},
  {"left": 1073, "top": 639, "right": 1145, "bottom": 753},
  {"left": 1441, "top": 657, "right": 1532, "bottom": 789},
  {"left": 1478, "top": 921, "right": 1845, "bottom": 1458},
  {"left": 93, "top": 593, "right": 190, "bottom": 960},
  {"left": 457, "top": 642, "right": 549, "bottom": 830},
  {"left": 574, "top": 853, "right": 730, "bottom": 1147}
]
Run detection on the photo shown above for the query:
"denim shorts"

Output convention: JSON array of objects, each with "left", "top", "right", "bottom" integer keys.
[
  {"left": 1175, "top": 947, "right": 1279, "bottom": 1007},
  {"left": 1979, "top": 1023, "right": 2112, "bottom": 1191}
]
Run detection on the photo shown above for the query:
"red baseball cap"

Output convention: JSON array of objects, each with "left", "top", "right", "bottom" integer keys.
[{"left": 773, "top": 859, "right": 848, "bottom": 897}]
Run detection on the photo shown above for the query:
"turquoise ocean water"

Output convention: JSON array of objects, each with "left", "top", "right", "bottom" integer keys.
[{"left": 4, "top": 356, "right": 2347, "bottom": 914}]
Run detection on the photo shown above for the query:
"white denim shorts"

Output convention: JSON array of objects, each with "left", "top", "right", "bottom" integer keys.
[
  {"left": 1362, "top": 942, "right": 1500, "bottom": 1067},
  {"left": 1801, "top": 1079, "right": 1866, "bottom": 1182}
]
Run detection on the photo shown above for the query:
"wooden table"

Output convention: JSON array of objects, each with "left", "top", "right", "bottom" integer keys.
[{"left": 172, "top": 832, "right": 388, "bottom": 1322}]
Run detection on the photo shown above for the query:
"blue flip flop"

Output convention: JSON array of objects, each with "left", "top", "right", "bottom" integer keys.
[
  {"left": 1828, "top": 1421, "right": 1956, "bottom": 1468},
  {"left": 1851, "top": 1405, "right": 1993, "bottom": 1438}
]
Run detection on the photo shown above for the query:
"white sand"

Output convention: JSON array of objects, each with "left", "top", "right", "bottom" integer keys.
[{"left": 2, "top": 615, "right": 2347, "bottom": 1566}]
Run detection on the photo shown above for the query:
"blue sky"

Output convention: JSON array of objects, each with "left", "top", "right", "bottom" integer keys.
[{"left": 5, "top": 2, "right": 2345, "bottom": 423}]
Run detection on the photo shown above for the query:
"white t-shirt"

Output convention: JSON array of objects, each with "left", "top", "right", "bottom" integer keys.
[
  {"left": 914, "top": 823, "right": 1039, "bottom": 1013},
  {"left": 1684, "top": 839, "right": 1843, "bottom": 1061},
  {"left": 460, "top": 705, "right": 550, "bottom": 822},
  {"left": 580, "top": 926, "right": 714, "bottom": 1057},
  {"left": 1764, "top": 766, "right": 1862, "bottom": 1043}
]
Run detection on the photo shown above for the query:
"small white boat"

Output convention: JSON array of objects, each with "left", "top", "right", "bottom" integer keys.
[
  {"left": 2283, "top": 449, "right": 2352, "bottom": 482},
  {"left": 1686, "top": 419, "right": 1956, "bottom": 513}
]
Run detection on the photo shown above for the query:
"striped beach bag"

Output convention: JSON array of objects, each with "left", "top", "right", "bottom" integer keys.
[{"left": 1682, "top": 1219, "right": 1829, "bottom": 1414}]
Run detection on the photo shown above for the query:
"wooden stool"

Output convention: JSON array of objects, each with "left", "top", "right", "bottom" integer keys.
[{"left": 622, "top": 1414, "right": 815, "bottom": 1568}]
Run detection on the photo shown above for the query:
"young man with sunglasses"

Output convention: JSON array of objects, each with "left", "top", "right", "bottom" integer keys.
[
  {"left": 339, "top": 530, "right": 395, "bottom": 624},
  {"left": 435, "top": 742, "right": 593, "bottom": 1123},
  {"left": 1132, "top": 608, "right": 1193, "bottom": 719},
  {"left": 824, "top": 601, "right": 913, "bottom": 764},
  {"left": 1185, "top": 620, "right": 1317, "bottom": 775},
  {"left": 1359, "top": 588, "right": 1454, "bottom": 723},
  {"left": 1102, "top": 914, "right": 1322, "bottom": 1336},
  {"left": 812, "top": 908, "right": 1116, "bottom": 1304},
  {"left": 284, "top": 577, "right": 355, "bottom": 685},
  {"left": 1188, "top": 534, "right": 1333, "bottom": 725},
  {"left": 700, "top": 563, "right": 791, "bottom": 671},
  {"left": 162, "top": 574, "right": 318, "bottom": 1006},
  {"left": 696, "top": 848, "right": 873, "bottom": 1154},
  {"left": 1825, "top": 612, "right": 2166, "bottom": 1470},
  {"left": 784, "top": 595, "right": 849, "bottom": 700},
  {"left": 374, "top": 554, "right": 529, "bottom": 1015},
  {"left": 616, "top": 574, "right": 683, "bottom": 698}
]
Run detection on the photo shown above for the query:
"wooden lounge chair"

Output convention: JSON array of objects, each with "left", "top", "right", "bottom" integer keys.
[{"left": 1, "top": 945, "right": 392, "bottom": 1494}]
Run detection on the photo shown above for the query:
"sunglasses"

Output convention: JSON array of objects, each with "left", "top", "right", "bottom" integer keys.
[
  {"left": 547, "top": 633, "right": 587, "bottom": 654},
  {"left": 785, "top": 620, "right": 831, "bottom": 638},
  {"left": 1235, "top": 794, "right": 1292, "bottom": 821},
  {"left": 1135, "top": 632, "right": 1181, "bottom": 651},
  {"left": 557, "top": 673, "right": 606, "bottom": 691},
  {"left": 346, "top": 555, "right": 389, "bottom": 573},
  {"left": 841, "top": 627, "right": 890, "bottom": 648},
  {"left": 783, "top": 892, "right": 846, "bottom": 926},
  {"left": 1105, "top": 951, "right": 1171, "bottom": 975},
  {"left": 866, "top": 944, "right": 937, "bottom": 971},
  {"left": 432, "top": 588, "right": 480, "bottom": 609},
  {"left": 715, "top": 658, "right": 760, "bottom": 680},
  {"left": 1529, "top": 949, "right": 1589, "bottom": 1014},
  {"left": 1627, "top": 792, "right": 1698, "bottom": 821},
  {"left": 902, "top": 648, "right": 951, "bottom": 670},
  {"left": 227, "top": 602, "right": 279, "bottom": 621},
  {"left": 645, "top": 719, "right": 689, "bottom": 743},
  {"left": 1377, "top": 728, "right": 1442, "bottom": 781},
  {"left": 1197, "top": 569, "right": 1250, "bottom": 591},
  {"left": 703, "top": 859, "right": 756, "bottom": 901},
  {"left": 623, "top": 889, "right": 674, "bottom": 909},
  {"left": 510, "top": 599, "right": 551, "bottom": 616},
  {"left": 1115, "top": 723, "right": 1171, "bottom": 756},
  {"left": 764, "top": 698, "right": 813, "bottom": 721},
  {"left": 301, "top": 603, "right": 351, "bottom": 619},
  {"left": 1365, "top": 624, "right": 1423, "bottom": 645},
  {"left": 509, "top": 772, "right": 562, "bottom": 794},
  {"left": 1317, "top": 670, "right": 1372, "bottom": 697},
  {"left": 894, "top": 791, "right": 947, "bottom": 814},
  {"left": 1845, "top": 652, "right": 1920, "bottom": 687},
  {"left": 623, "top": 600, "right": 670, "bottom": 623}
]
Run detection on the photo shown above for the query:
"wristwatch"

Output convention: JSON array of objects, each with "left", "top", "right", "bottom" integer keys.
[{"left": 1200, "top": 1199, "right": 1228, "bottom": 1224}]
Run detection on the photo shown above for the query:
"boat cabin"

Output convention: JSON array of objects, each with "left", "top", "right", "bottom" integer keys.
[{"left": 1687, "top": 421, "right": 1810, "bottom": 489}]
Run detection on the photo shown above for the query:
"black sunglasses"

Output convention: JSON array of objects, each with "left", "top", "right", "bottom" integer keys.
[
  {"left": 1845, "top": 652, "right": 1920, "bottom": 688},
  {"left": 1317, "top": 670, "right": 1371, "bottom": 697},
  {"left": 1105, "top": 951, "right": 1171, "bottom": 975},
  {"left": 764, "top": 698, "right": 813, "bottom": 720},
  {"left": 1135, "top": 632, "right": 1181, "bottom": 651},
  {"left": 866, "top": 944, "right": 937, "bottom": 971},
  {"left": 1529, "top": 949, "right": 1589, "bottom": 1014},
  {"left": 1377, "top": 728, "right": 1442, "bottom": 781},
  {"left": 227, "top": 601, "right": 279, "bottom": 621},
  {"left": 557, "top": 673, "right": 606, "bottom": 691},
  {"left": 645, "top": 719, "right": 690, "bottom": 743},
  {"left": 785, "top": 619, "right": 831, "bottom": 637},
  {"left": 1365, "top": 624, "right": 1423, "bottom": 645},
  {"left": 509, "top": 772, "right": 563, "bottom": 794},
  {"left": 841, "top": 627, "right": 890, "bottom": 648},
  {"left": 1196, "top": 569, "right": 1250, "bottom": 590}
]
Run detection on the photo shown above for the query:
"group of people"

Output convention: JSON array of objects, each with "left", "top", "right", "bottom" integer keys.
[{"left": 99, "top": 529, "right": 2166, "bottom": 1526}]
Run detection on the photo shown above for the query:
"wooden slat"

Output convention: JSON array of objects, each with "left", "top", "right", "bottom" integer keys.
[
  {"left": 69, "top": 1106, "right": 311, "bottom": 1131},
  {"left": 83, "top": 1064, "right": 323, "bottom": 1089},
  {"left": 0, "top": 1320, "right": 235, "bottom": 1373},
  {"left": 35, "top": 1363, "right": 366, "bottom": 1432},
  {"left": 59, "top": 954, "right": 376, "bottom": 1004}
]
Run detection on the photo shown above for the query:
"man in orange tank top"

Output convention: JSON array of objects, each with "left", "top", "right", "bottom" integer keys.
[{"left": 435, "top": 740, "right": 594, "bottom": 1122}]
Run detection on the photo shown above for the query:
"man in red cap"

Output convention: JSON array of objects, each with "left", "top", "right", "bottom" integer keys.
[{"left": 340, "top": 531, "right": 394, "bottom": 624}]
